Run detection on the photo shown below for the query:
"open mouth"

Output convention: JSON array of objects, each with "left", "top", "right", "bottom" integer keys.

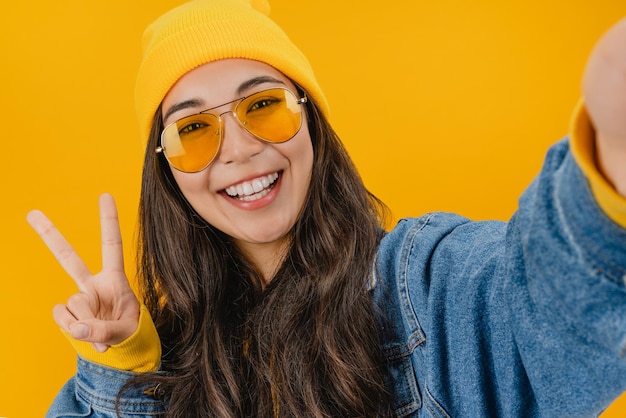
[{"left": 223, "top": 171, "right": 280, "bottom": 202}]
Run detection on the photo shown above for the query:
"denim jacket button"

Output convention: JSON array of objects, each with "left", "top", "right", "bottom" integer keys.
[{"left": 144, "top": 383, "right": 166, "bottom": 400}]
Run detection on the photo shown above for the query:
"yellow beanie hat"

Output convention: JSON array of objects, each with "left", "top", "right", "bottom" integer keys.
[{"left": 134, "top": 0, "right": 329, "bottom": 145}]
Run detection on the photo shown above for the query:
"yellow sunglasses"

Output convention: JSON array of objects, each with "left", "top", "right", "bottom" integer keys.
[{"left": 157, "top": 87, "right": 308, "bottom": 173}]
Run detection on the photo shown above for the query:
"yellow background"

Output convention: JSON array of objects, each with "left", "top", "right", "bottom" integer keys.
[{"left": 1, "top": 0, "right": 625, "bottom": 416}]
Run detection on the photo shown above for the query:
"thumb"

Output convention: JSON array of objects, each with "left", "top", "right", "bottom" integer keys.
[
  {"left": 68, "top": 323, "right": 91, "bottom": 339},
  {"left": 67, "top": 323, "right": 109, "bottom": 352},
  {"left": 583, "top": 17, "right": 626, "bottom": 139},
  {"left": 60, "top": 305, "right": 162, "bottom": 372},
  {"left": 73, "top": 317, "right": 139, "bottom": 347}
]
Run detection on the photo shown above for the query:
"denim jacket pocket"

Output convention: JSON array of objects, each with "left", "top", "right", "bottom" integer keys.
[{"left": 384, "top": 351, "right": 422, "bottom": 417}]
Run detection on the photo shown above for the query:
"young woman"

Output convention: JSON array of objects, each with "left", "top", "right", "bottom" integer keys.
[{"left": 28, "top": 0, "right": 626, "bottom": 416}]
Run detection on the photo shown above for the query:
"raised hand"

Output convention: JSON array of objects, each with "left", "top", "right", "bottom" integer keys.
[
  {"left": 27, "top": 193, "right": 140, "bottom": 352},
  {"left": 583, "top": 17, "right": 626, "bottom": 196}
]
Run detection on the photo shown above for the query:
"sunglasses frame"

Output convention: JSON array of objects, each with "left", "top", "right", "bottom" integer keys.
[{"left": 156, "top": 87, "right": 308, "bottom": 173}]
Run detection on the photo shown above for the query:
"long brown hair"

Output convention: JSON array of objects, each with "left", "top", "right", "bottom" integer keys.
[{"left": 127, "top": 89, "right": 392, "bottom": 417}]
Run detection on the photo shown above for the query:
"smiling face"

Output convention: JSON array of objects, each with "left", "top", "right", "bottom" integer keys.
[{"left": 161, "top": 59, "right": 314, "bottom": 270}]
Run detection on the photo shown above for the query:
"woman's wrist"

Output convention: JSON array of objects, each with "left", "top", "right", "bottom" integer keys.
[{"left": 63, "top": 304, "right": 161, "bottom": 373}]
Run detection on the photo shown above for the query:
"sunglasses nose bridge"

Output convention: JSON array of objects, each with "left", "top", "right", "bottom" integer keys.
[
  {"left": 217, "top": 109, "right": 249, "bottom": 136},
  {"left": 214, "top": 110, "right": 267, "bottom": 165}
]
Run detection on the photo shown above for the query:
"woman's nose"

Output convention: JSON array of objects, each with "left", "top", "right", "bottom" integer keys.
[{"left": 215, "top": 112, "right": 265, "bottom": 164}]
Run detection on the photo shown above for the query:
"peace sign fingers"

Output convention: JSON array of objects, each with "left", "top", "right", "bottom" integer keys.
[
  {"left": 99, "top": 193, "right": 125, "bottom": 275},
  {"left": 26, "top": 208, "right": 92, "bottom": 293},
  {"left": 28, "top": 194, "right": 141, "bottom": 349}
]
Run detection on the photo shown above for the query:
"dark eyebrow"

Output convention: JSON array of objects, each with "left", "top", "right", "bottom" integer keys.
[
  {"left": 163, "top": 98, "right": 204, "bottom": 123},
  {"left": 236, "top": 76, "right": 285, "bottom": 95},
  {"left": 163, "top": 75, "right": 286, "bottom": 123}
]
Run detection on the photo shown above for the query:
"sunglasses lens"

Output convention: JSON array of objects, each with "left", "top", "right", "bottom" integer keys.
[
  {"left": 161, "top": 113, "right": 220, "bottom": 172},
  {"left": 159, "top": 88, "right": 304, "bottom": 173},
  {"left": 236, "top": 88, "right": 303, "bottom": 143}
]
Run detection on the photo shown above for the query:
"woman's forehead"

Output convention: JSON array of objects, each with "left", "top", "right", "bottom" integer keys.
[{"left": 162, "top": 59, "right": 294, "bottom": 122}]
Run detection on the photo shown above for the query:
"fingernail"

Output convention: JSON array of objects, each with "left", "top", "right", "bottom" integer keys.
[
  {"left": 71, "top": 324, "right": 90, "bottom": 339},
  {"left": 93, "top": 343, "right": 109, "bottom": 353}
]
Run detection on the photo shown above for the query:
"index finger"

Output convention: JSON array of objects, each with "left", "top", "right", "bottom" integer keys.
[
  {"left": 99, "top": 193, "right": 124, "bottom": 273},
  {"left": 26, "top": 209, "right": 92, "bottom": 291}
]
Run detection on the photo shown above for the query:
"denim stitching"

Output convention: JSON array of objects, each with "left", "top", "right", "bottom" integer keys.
[
  {"left": 424, "top": 386, "right": 451, "bottom": 418},
  {"left": 75, "top": 358, "right": 166, "bottom": 414},
  {"left": 399, "top": 214, "right": 432, "bottom": 340},
  {"left": 382, "top": 216, "right": 431, "bottom": 361},
  {"left": 392, "top": 355, "right": 421, "bottom": 417}
]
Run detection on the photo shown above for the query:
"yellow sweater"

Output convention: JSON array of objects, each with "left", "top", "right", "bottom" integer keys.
[{"left": 71, "top": 102, "right": 626, "bottom": 373}]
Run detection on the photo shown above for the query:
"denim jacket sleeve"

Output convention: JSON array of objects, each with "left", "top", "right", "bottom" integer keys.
[{"left": 373, "top": 138, "right": 626, "bottom": 417}]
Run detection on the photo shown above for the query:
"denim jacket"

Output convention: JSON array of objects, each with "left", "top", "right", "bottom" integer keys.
[{"left": 47, "top": 139, "right": 626, "bottom": 417}]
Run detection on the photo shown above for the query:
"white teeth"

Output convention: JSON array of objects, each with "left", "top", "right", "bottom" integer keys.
[
  {"left": 225, "top": 172, "right": 279, "bottom": 200},
  {"left": 252, "top": 178, "right": 264, "bottom": 193},
  {"left": 239, "top": 188, "right": 271, "bottom": 202}
]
